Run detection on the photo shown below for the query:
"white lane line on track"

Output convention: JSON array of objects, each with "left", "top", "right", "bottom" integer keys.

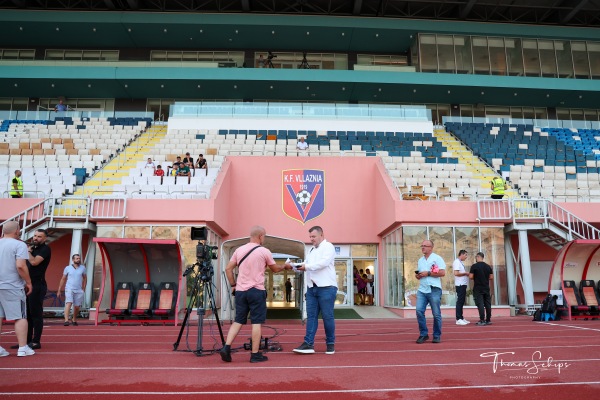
[
  {"left": 3, "top": 381, "right": 600, "bottom": 396},
  {"left": 541, "top": 321, "right": 600, "bottom": 332},
  {"left": 2, "top": 357, "right": 600, "bottom": 371}
]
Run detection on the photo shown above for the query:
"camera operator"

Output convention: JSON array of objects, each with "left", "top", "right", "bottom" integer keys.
[
  {"left": 266, "top": 51, "right": 276, "bottom": 68},
  {"left": 219, "top": 226, "right": 287, "bottom": 363}
]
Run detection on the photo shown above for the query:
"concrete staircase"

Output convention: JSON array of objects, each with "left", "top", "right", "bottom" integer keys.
[
  {"left": 74, "top": 125, "right": 167, "bottom": 196},
  {"left": 434, "top": 127, "right": 518, "bottom": 198}
]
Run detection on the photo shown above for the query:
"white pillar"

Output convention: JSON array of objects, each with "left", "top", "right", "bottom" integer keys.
[
  {"left": 70, "top": 229, "right": 83, "bottom": 258},
  {"left": 517, "top": 230, "right": 535, "bottom": 306},
  {"left": 505, "top": 233, "right": 517, "bottom": 306}
]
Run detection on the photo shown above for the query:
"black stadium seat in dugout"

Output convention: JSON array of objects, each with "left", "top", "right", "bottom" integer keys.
[
  {"left": 106, "top": 282, "right": 135, "bottom": 318},
  {"left": 563, "top": 280, "right": 589, "bottom": 319},
  {"left": 580, "top": 280, "right": 600, "bottom": 316},
  {"left": 130, "top": 282, "right": 155, "bottom": 317},
  {"left": 153, "top": 282, "right": 177, "bottom": 319}
]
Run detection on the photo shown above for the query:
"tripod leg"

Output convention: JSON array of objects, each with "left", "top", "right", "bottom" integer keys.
[
  {"left": 195, "top": 281, "right": 206, "bottom": 355},
  {"left": 207, "top": 283, "right": 226, "bottom": 346},
  {"left": 173, "top": 273, "right": 200, "bottom": 350}
]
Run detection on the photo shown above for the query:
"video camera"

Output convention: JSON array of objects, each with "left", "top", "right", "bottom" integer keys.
[{"left": 183, "top": 227, "right": 218, "bottom": 282}]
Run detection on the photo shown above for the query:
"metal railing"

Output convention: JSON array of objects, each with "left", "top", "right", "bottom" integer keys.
[
  {"left": 477, "top": 199, "right": 513, "bottom": 220},
  {"left": 478, "top": 197, "right": 600, "bottom": 240},
  {"left": 89, "top": 197, "right": 127, "bottom": 219},
  {"left": 0, "top": 197, "right": 90, "bottom": 239}
]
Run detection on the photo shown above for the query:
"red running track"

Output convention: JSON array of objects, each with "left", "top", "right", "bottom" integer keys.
[{"left": 1, "top": 316, "right": 600, "bottom": 399}]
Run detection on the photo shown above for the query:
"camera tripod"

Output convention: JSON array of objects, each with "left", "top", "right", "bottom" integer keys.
[
  {"left": 299, "top": 53, "right": 310, "bottom": 69},
  {"left": 173, "top": 264, "right": 225, "bottom": 356}
]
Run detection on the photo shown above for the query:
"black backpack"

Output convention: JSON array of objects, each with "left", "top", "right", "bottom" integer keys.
[{"left": 540, "top": 294, "right": 556, "bottom": 313}]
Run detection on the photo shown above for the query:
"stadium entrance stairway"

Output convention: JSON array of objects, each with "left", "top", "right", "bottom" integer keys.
[
  {"left": 74, "top": 126, "right": 166, "bottom": 197},
  {"left": 435, "top": 127, "right": 518, "bottom": 198}
]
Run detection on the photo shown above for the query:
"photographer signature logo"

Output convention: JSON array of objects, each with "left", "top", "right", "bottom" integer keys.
[{"left": 480, "top": 351, "right": 571, "bottom": 375}]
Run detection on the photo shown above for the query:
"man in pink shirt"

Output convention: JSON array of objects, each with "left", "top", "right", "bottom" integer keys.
[{"left": 220, "top": 226, "right": 286, "bottom": 363}]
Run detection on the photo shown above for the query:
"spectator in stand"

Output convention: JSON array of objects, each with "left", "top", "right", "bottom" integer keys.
[
  {"left": 54, "top": 100, "right": 67, "bottom": 112},
  {"left": 169, "top": 156, "right": 182, "bottom": 176},
  {"left": 154, "top": 165, "right": 165, "bottom": 177},
  {"left": 183, "top": 152, "right": 194, "bottom": 168},
  {"left": 177, "top": 162, "right": 191, "bottom": 181},
  {"left": 144, "top": 158, "right": 156, "bottom": 171},
  {"left": 196, "top": 154, "right": 208, "bottom": 172},
  {"left": 296, "top": 137, "right": 309, "bottom": 151}
]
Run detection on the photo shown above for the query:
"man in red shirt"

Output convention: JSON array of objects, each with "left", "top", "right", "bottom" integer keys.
[{"left": 154, "top": 165, "right": 165, "bottom": 177}]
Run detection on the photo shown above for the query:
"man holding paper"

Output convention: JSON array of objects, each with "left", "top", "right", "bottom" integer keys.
[
  {"left": 286, "top": 226, "right": 337, "bottom": 355},
  {"left": 414, "top": 239, "right": 446, "bottom": 344}
]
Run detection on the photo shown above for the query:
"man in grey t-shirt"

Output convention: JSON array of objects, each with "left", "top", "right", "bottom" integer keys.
[
  {"left": 57, "top": 254, "right": 87, "bottom": 326},
  {"left": 0, "top": 221, "right": 34, "bottom": 357}
]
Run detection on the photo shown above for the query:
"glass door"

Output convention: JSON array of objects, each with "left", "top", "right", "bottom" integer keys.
[{"left": 334, "top": 259, "right": 351, "bottom": 306}]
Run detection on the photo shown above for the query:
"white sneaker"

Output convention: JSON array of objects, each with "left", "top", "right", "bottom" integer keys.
[
  {"left": 462, "top": 319, "right": 471, "bottom": 324},
  {"left": 0, "top": 346, "right": 9, "bottom": 357},
  {"left": 456, "top": 319, "right": 467, "bottom": 325},
  {"left": 17, "top": 345, "right": 35, "bottom": 357}
]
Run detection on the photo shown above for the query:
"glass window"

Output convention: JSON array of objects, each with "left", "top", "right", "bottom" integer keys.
[
  {"left": 588, "top": 42, "right": 600, "bottom": 79},
  {"left": 402, "top": 226, "right": 427, "bottom": 307},
  {"left": 472, "top": 37, "right": 490, "bottom": 75},
  {"left": 506, "top": 38, "right": 524, "bottom": 76},
  {"left": 572, "top": 41, "right": 590, "bottom": 79},
  {"left": 570, "top": 109, "right": 584, "bottom": 121},
  {"left": 534, "top": 108, "right": 548, "bottom": 120},
  {"left": 480, "top": 227, "right": 507, "bottom": 305},
  {"left": 351, "top": 244, "right": 377, "bottom": 257},
  {"left": 556, "top": 108, "right": 570, "bottom": 121},
  {"left": 428, "top": 226, "right": 454, "bottom": 304},
  {"left": 555, "top": 40, "right": 574, "bottom": 78},
  {"left": 488, "top": 37, "right": 507, "bottom": 75},
  {"left": 152, "top": 226, "right": 178, "bottom": 239},
  {"left": 460, "top": 105, "right": 474, "bottom": 117},
  {"left": 124, "top": 226, "right": 150, "bottom": 239},
  {"left": 455, "top": 36, "right": 473, "bottom": 74},
  {"left": 523, "top": 39, "right": 541, "bottom": 77},
  {"left": 510, "top": 107, "right": 523, "bottom": 119},
  {"left": 584, "top": 109, "right": 598, "bottom": 122},
  {"left": 419, "top": 34, "right": 438, "bottom": 72},
  {"left": 437, "top": 35, "right": 456, "bottom": 73},
  {"left": 522, "top": 107, "right": 535, "bottom": 119},
  {"left": 538, "top": 40, "right": 557, "bottom": 78}
]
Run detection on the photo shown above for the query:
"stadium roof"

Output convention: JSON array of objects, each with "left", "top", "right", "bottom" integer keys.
[{"left": 1, "top": 0, "right": 600, "bottom": 27}]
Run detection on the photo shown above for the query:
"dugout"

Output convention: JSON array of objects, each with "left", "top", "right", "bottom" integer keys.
[
  {"left": 93, "top": 238, "right": 184, "bottom": 325},
  {"left": 548, "top": 239, "right": 600, "bottom": 320}
]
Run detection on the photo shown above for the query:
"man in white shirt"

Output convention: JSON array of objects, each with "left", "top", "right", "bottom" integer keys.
[
  {"left": 286, "top": 226, "right": 337, "bottom": 355},
  {"left": 296, "top": 137, "right": 309, "bottom": 151},
  {"left": 453, "top": 250, "right": 470, "bottom": 325},
  {"left": 57, "top": 254, "right": 87, "bottom": 326}
]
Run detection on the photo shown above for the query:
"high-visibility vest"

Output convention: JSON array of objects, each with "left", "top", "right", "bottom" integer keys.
[
  {"left": 10, "top": 175, "right": 23, "bottom": 197},
  {"left": 491, "top": 177, "right": 506, "bottom": 195}
]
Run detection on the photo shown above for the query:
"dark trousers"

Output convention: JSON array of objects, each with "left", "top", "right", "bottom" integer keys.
[
  {"left": 27, "top": 282, "right": 47, "bottom": 344},
  {"left": 455, "top": 285, "right": 467, "bottom": 320},
  {"left": 286, "top": 289, "right": 292, "bottom": 302},
  {"left": 474, "top": 287, "right": 491, "bottom": 322}
]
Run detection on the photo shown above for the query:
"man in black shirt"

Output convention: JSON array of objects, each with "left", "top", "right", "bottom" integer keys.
[
  {"left": 469, "top": 252, "right": 493, "bottom": 326},
  {"left": 26, "top": 229, "right": 52, "bottom": 349}
]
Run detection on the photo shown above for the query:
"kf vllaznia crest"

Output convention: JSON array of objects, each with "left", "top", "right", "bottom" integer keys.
[{"left": 282, "top": 169, "right": 325, "bottom": 224}]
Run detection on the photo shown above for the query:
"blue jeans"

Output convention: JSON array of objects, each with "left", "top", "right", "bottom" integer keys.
[
  {"left": 416, "top": 287, "right": 442, "bottom": 338},
  {"left": 304, "top": 285, "right": 337, "bottom": 345}
]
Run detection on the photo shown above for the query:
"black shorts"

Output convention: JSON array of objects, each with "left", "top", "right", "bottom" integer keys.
[{"left": 234, "top": 288, "right": 267, "bottom": 325}]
